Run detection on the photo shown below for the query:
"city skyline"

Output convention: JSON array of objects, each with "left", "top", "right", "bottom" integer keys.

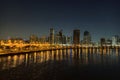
[
  {"left": 0, "top": 28, "right": 120, "bottom": 45},
  {"left": 0, "top": 0, "right": 120, "bottom": 41}
]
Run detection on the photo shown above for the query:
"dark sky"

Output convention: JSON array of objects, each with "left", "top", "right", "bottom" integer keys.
[{"left": 0, "top": 0, "right": 120, "bottom": 42}]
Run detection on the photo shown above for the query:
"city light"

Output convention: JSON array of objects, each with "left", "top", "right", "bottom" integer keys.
[{"left": 0, "top": 28, "right": 120, "bottom": 55}]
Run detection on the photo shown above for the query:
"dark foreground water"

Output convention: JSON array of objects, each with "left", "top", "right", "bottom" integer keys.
[{"left": 0, "top": 49, "right": 120, "bottom": 80}]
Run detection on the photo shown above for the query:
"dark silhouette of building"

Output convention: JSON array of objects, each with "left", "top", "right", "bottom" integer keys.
[
  {"left": 83, "top": 31, "right": 91, "bottom": 45},
  {"left": 62, "top": 35, "right": 67, "bottom": 44},
  {"left": 73, "top": 29, "right": 80, "bottom": 44},
  {"left": 59, "top": 29, "right": 63, "bottom": 44},
  {"left": 54, "top": 33, "right": 61, "bottom": 44},
  {"left": 49, "top": 28, "right": 54, "bottom": 44},
  {"left": 100, "top": 38, "right": 106, "bottom": 46}
]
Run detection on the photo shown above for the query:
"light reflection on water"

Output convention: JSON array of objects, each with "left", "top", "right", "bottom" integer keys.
[
  {"left": 0, "top": 48, "right": 120, "bottom": 80},
  {"left": 0, "top": 49, "right": 119, "bottom": 70}
]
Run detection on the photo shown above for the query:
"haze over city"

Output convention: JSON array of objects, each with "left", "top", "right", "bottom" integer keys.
[{"left": 0, "top": 0, "right": 120, "bottom": 41}]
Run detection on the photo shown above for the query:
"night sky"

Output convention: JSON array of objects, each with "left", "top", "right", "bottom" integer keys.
[{"left": 0, "top": 0, "right": 120, "bottom": 42}]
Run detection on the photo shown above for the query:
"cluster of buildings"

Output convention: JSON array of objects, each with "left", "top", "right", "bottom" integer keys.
[
  {"left": 100, "top": 35, "right": 120, "bottom": 46},
  {"left": 29, "top": 28, "right": 72, "bottom": 45},
  {"left": 72, "top": 29, "right": 120, "bottom": 46},
  {"left": 0, "top": 28, "right": 120, "bottom": 49}
]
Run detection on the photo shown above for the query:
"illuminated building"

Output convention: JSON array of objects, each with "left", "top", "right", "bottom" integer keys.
[
  {"left": 112, "top": 35, "right": 119, "bottom": 46},
  {"left": 73, "top": 29, "right": 80, "bottom": 44}
]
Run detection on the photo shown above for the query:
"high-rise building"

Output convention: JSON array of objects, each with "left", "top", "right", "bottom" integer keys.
[
  {"left": 54, "top": 33, "right": 61, "bottom": 44},
  {"left": 49, "top": 28, "right": 54, "bottom": 44},
  {"left": 54, "top": 30, "right": 63, "bottom": 44},
  {"left": 73, "top": 29, "right": 80, "bottom": 44},
  {"left": 83, "top": 31, "right": 91, "bottom": 45},
  {"left": 59, "top": 29, "right": 63, "bottom": 44}
]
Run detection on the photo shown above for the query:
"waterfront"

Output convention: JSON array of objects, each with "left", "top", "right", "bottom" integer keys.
[{"left": 0, "top": 49, "right": 120, "bottom": 80}]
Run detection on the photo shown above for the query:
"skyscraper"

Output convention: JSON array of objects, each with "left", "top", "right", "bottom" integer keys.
[
  {"left": 49, "top": 28, "right": 54, "bottom": 44},
  {"left": 54, "top": 33, "right": 61, "bottom": 44},
  {"left": 73, "top": 29, "right": 80, "bottom": 44},
  {"left": 83, "top": 31, "right": 91, "bottom": 45}
]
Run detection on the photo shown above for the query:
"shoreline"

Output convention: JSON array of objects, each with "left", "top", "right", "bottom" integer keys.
[{"left": 0, "top": 46, "right": 120, "bottom": 56}]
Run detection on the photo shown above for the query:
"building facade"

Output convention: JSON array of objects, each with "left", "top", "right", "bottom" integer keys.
[
  {"left": 83, "top": 31, "right": 91, "bottom": 45},
  {"left": 73, "top": 29, "right": 80, "bottom": 44}
]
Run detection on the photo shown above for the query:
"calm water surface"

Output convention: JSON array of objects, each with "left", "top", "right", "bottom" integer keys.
[{"left": 0, "top": 49, "right": 120, "bottom": 80}]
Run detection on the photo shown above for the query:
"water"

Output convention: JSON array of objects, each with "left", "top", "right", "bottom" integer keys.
[{"left": 0, "top": 49, "right": 120, "bottom": 80}]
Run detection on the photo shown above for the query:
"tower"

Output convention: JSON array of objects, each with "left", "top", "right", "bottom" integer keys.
[
  {"left": 73, "top": 29, "right": 80, "bottom": 44},
  {"left": 83, "top": 31, "right": 91, "bottom": 45}
]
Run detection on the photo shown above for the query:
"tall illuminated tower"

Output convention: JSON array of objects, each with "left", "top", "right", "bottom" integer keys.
[{"left": 73, "top": 29, "right": 80, "bottom": 44}]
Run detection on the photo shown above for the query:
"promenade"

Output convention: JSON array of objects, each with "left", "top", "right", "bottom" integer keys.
[{"left": 0, "top": 44, "right": 120, "bottom": 56}]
